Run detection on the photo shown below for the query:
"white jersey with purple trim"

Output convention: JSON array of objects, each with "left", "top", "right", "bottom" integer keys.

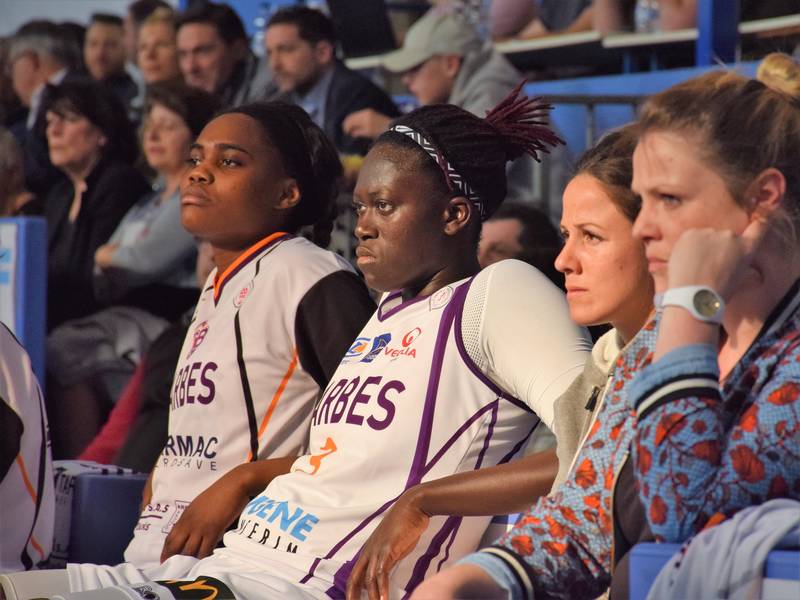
[
  {"left": 213, "top": 259, "right": 589, "bottom": 597},
  {"left": 0, "top": 323, "right": 54, "bottom": 572},
  {"left": 124, "top": 233, "right": 358, "bottom": 569},
  {"left": 63, "top": 259, "right": 587, "bottom": 598}
]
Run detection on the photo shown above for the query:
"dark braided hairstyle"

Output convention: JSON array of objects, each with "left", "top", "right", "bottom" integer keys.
[
  {"left": 375, "top": 81, "right": 563, "bottom": 222},
  {"left": 221, "top": 102, "right": 343, "bottom": 248}
]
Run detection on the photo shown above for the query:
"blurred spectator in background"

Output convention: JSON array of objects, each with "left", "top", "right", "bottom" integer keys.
[
  {"left": 7, "top": 20, "right": 84, "bottom": 196},
  {"left": 265, "top": 6, "right": 399, "bottom": 156},
  {"left": 123, "top": 0, "right": 173, "bottom": 117},
  {"left": 124, "top": 0, "right": 171, "bottom": 69},
  {"left": 84, "top": 14, "right": 138, "bottom": 111},
  {"left": 593, "top": 0, "right": 800, "bottom": 34},
  {"left": 137, "top": 8, "right": 181, "bottom": 85},
  {"left": 176, "top": 1, "right": 260, "bottom": 106},
  {"left": 490, "top": 0, "right": 594, "bottom": 40},
  {"left": 58, "top": 21, "right": 87, "bottom": 59},
  {"left": 40, "top": 80, "right": 150, "bottom": 332},
  {"left": 0, "top": 128, "right": 35, "bottom": 216},
  {"left": 93, "top": 81, "right": 219, "bottom": 318},
  {"left": 478, "top": 202, "right": 563, "bottom": 288},
  {"left": 0, "top": 38, "right": 24, "bottom": 126},
  {"left": 344, "top": 10, "right": 555, "bottom": 205}
]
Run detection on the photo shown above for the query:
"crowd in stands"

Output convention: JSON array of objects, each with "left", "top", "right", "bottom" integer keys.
[{"left": 0, "top": 1, "right": 798, "bottom": 599}]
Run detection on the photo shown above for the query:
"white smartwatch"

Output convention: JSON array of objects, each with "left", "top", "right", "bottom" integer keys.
[{"left": 661, "top": 286, "right": 725, "bottom": 324}]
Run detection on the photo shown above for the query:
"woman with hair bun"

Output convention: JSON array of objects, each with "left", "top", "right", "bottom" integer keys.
[
  {"left": 415, "top": 68, "right": 800, "bottom": 600},
  {"left": 0, "top": 87, "right": 588, "bottom": 599}
]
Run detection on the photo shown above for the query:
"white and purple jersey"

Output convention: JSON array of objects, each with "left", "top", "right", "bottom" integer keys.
[
  {"left": 124, "top": 233, "right": 374, "bottom": 569},
  {"left": 65, "top": 260, "right": 587, "bottom": 599},
  {"left": 216, "top": 260, "right": 589, "bottom": 597}
]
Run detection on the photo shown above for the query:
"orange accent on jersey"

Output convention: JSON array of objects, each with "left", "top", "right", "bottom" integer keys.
[
  {"left": 15, "top": 455, "right": 46, "bottom": 559},
  {"left": 213, "top": 231, "right": 288, "bottom": 303},
  {"left": 307, "top": 437, "right": 337, "bottom": 475},
  {"left": 29, "top": 534, "right": 45, "bottom": 560},
  {"left": 246, "top": 350, "right": 299, "bottom": 462},
  {"left": 178, "top": 578, "right": 219, "bottom": 599},
  {"left": 15, "top": 455, "right": 37, "bottom": 503}
]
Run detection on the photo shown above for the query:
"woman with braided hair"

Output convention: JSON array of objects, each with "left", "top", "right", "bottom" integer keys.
[{"left": 0, "top": 89, "right": 588, "bottom": 599}]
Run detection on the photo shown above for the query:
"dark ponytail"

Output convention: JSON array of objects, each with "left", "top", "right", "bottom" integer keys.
[
  {"left": 221, "top": 102, "right": 343, "bottom": 248},
  {"left": 376, "top": 82, "right": 562, "bottom": 220}
]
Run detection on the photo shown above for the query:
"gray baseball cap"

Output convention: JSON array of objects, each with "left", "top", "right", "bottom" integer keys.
[{"left": 382, "top": 10, "right": 482, "bottom": 74}]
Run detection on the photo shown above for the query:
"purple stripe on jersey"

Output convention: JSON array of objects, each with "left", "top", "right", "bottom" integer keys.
[
  {"left": 213, "top": 233, "right": 291, "bottom": 306},
  {"left": 302, "top": 492, "right": 404, "bottom": 586},
  {"left": 451, "top": 283, "right": 534, "bottom": 414},
  {"left": 322, "top": 401, "right": 498, "bottom": 596},
  {"left": 403, "top": 516, "right": 462, "bottom": 595},
  {"left": 404, "top": 402, "right": 500, "bottom": 593},
  {"left": 500, "top": 423, "right": 539, "bottom": 465},
  {"left": 421, "top": 401, "right": 497, "bottom": 478},
  {"left": 435, "top": 525, "right": 460, "bottom": 573},
  {"left": 376, "top": 291, "right": 428, "bottom": 322},
  {"left": 473, "top": 400, "right": 499, "bottom": 470},
  {"left": 405, "top": 285, "right": 462, "bottom": 488},
  {"left": 313, "top": 281, "right": 467, "bottom": 592}
]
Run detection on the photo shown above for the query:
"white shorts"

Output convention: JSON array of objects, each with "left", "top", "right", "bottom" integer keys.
[{"left": 1, "top": 553, "right": 327, "bottom": 599}]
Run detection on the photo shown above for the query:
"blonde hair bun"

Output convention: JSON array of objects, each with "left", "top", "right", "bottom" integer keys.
[{"left": 756, "top": 52, "right": 800, "bottom": 98}]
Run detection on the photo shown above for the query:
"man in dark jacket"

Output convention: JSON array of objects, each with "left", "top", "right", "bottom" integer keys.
[{"left": 264, "top": 6, "right": 399, "bottom": 156}]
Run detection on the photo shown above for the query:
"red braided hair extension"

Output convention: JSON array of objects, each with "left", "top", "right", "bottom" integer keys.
[{"left": 484, "top": 80, "right": 564, "bottom": 162}]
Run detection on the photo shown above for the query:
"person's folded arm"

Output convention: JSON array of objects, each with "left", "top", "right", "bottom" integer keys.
[{"left": 160, "top": 456, "right": 297, "bottom": 562}]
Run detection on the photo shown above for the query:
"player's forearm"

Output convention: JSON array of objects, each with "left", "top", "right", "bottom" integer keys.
[
  {"left": 232, "top": 456, "right": 298, "bottom": 497},
  {"left": 406, "top": 449, "right": 558, "bottom": 517}
]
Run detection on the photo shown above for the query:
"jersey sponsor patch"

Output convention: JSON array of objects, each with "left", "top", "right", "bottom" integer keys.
[
  {"left": 235, "top": 495, "right": 320, "bottom": 553},
  {"left": 342, "top": 337, "right": 370, "bottom": 363},
  {"left": 186, "top": 321, "right": 209, "bottom": 359},
  {"left": 383, "top": 327, "right": 422, "bottom": 360},
  {"left": 360, "top": 333, "right": 391, "bottom": 363},
  {"left": 430, "top": 285, "right": 453, "bottom": 310},
  {"left": 162, "top": 499, "right": 191, "bottom": 534},
  {"left": 232, "top": 280, "right": 254, "bottom": 308}
]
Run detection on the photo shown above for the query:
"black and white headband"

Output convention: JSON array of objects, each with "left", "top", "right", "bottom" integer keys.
[{"left": 390, "top": 124, "right": 487, "bottom": 221}]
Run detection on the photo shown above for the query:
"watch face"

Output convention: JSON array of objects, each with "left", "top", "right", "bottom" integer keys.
[{"left": 694, "top": 289, "right": 722, "bottom": 317}]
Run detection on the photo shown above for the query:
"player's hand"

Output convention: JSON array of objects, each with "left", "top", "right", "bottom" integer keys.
[
  {"left": 666, "top": 219, "right": 769, "bottom": 301},
  {"left": 409, "top": 564, "right": 507, "bottom": 599},
  {"left": 160, "top": 468, "right": 250, "bottom": 563},
  {"left": 343, "top": 109, "right": 392, "bottom": 140},
  {"left": 346, "top": 491, "right": 430, "bottom": 600}
]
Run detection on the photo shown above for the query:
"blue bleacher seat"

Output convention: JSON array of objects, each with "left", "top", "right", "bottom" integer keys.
[
  {"left": 629, "top": 542, "right": 800, "bottom": 600},
  {"left": 68, "top": 472, "right": 148, "bottom": 565}
]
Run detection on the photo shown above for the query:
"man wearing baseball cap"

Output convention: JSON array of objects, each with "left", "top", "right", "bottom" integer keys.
[
  {"left": 344, "top": 10, "right": 520, "bottom": 136},
  {"left": 344, "top": 9, "right": 559, "bottom": 207}
]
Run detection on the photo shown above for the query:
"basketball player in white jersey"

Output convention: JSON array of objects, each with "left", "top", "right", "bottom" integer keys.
[
  {"left": 0, "top": 323, "right": 54, "bottom": 573},
  {"left": 123, "top": 103, "right": 375, "bottom": 570},
  {"left": 0, "top": 89, "right": 589, "bottom": 599}
]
